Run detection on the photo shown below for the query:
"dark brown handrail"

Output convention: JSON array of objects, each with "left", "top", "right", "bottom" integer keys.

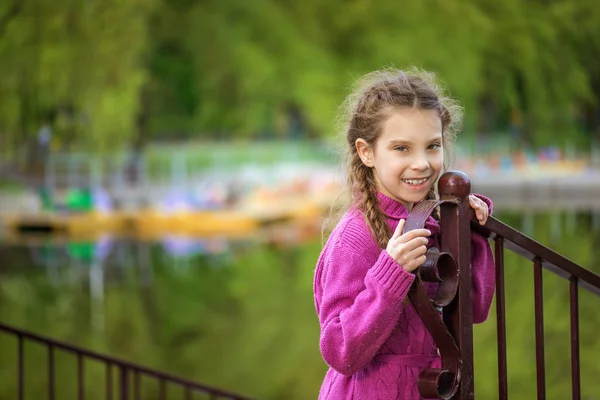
[
  {"left": 470, "top": 196, "right": 600, "bottom": 400},
  {"left": 471, "top": 216, "right": 600, "bottom": 296},
  {"left": 0, "top": 321, "right": 256, "bottom": 400}
]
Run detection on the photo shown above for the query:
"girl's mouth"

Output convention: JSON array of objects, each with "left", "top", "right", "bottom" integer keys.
[
  {"left": 402, "top": 177, "right": 429, "bottom": 185},
  {"left": 401, "top": 176, "right": 430, "bottom": 190}
]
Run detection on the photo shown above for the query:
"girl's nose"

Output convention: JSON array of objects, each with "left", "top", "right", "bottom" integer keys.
[{"left": 410, "top": 155, "right": 430, "bottom": 171}]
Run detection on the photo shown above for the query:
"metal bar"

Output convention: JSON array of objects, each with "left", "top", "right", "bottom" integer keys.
[
  {"left": 533, "top": 257, "right": 546, "bottom": 399},
  {"left": 78, "top": 353, "right": 85, "bottom": 400},
  {"left": 120, "top": 365, "right": 129, "bottom": 400},
  {"left": 0, "top": 322, "right": 254, "bottom": 400},
  {"left": 159, "top": 379, "right": 167, "bottom": 400},
  {"left": 48, "top": 344, "right": 55, "bottom": 400},
  {"left": 106, "top": 363, "right": 113, "bottom": 400},
  {"left": 134, "top": 370, "right": 140, "bottom": 400},
  {"left": 438, "top": 173, "right": 474, "bottom": 399},
  {"left": 471, "top": 218, "right": 600, "bottom": 296},
  {"left": 570, "top": 276, "right": 581, "bottom": 400},
  {"left": 18, "top": 334, "right": 24, "bottom": 400},
  {"left": 494, "top": 237, "right": 508, "bottom": 400}
]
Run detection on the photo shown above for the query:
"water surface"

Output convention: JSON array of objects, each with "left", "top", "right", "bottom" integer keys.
[{"left": 1, "top": 212, "right": 599, "bottom": 399}]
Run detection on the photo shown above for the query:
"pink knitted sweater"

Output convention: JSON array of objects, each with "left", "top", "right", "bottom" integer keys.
[{"left": 313, "top": 192, "right": 495, "bottom": 399}]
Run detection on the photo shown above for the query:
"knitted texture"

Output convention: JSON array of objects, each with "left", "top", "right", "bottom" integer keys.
[{"left": 314, "top": 192, "right": 495, "bottom": 399}]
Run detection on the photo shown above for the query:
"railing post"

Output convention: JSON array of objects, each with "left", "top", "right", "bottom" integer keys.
[
  {"left": 120, "top": 365, "right": 129, "bottom": 400},
  {"left": 438, "top": 171, "right": 474, "bottom": 400}
]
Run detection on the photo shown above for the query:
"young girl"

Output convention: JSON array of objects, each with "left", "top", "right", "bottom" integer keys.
[{"left": 313, "top": 69, "right": 495, "bottom": 399}]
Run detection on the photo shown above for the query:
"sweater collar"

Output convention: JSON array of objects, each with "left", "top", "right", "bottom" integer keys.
[{"left": 377, "top": 192, "right": 410, "bottom": 219}]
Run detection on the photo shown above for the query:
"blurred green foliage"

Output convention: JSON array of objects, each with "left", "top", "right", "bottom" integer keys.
[
  {"left": 1, "top": 0, "right": 600, "bottom": 151},
  {"left": 1, "top": 212, "right": 599, "bottom": 399}
]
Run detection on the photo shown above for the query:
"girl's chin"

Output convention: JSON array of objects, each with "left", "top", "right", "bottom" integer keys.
[
  {"left": 402, "top": 189, "right": 433, "bottom": 203},
  {"left": 388, "top": 192, "right": 430, "bottom": 205}
]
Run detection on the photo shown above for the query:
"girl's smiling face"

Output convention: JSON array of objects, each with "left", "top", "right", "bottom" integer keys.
[{"left": 356, "top": 108, "right": 444, "bottom": 210}]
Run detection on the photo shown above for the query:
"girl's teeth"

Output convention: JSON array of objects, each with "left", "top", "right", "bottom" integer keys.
[{"left": 403, "top": 178, "right": 427, "bottom": 185}]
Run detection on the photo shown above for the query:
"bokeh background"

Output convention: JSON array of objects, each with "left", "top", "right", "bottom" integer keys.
[{"left": 1, "top": 1, "right": 600, "bottom": 399}]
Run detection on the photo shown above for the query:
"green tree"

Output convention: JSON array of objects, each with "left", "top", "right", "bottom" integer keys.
[
  {"left": 2, "top": 0, "right": 600, "bottom": 151},
  {"left": 0, "top": 0, "right": 155, "bottom": 153}
]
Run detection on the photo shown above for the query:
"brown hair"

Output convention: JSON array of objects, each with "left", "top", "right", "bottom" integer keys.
[{"left": 328, "top": 68, "right": 463, "bottom": 249}]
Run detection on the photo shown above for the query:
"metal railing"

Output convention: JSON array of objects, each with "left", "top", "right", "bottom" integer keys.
[
  {"left": 435, "top": 171, "right": 600, "bottom": 400},
  {"left": 0, "top": 322, "right": 255, "bottom": 400},
  {"left": 471, "top": 216, "right": 600, "bottom": 399}
]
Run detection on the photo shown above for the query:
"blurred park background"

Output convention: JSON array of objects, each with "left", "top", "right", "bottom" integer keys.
[{"left": 1, "top": 0, "right": 600, "bottom": 399}]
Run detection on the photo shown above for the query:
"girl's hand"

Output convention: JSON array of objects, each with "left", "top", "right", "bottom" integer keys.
[
  {"left": 469, "top": 195, "right": 489, "bottom": 225},
  {"left": 386, "top": 219, "right": 431, "bottom": 273}
]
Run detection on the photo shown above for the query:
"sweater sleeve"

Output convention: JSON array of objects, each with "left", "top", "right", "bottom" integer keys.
[
  {"left": 314, "top": 244, "right": 415, "bottom": 377},
  {"left": 470, "top": 193, "right": 495, "bottom": 324}
]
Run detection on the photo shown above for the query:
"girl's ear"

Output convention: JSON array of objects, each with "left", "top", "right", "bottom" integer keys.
[{"left": 355, "top": 139, "right": 374, "bottom": 167}]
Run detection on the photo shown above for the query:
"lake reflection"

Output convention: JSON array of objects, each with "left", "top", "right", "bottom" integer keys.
[{"left": 1, "top": 212, "right": 600, "bottom": 399}]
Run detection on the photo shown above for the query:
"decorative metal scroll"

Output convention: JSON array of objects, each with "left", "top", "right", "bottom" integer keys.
[{"left": 402, "top": 199, "right": 462, "bottom": 399}]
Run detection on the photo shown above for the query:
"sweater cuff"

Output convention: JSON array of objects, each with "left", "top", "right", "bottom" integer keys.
[{"left": 368, "top": 250, "right": 415, "bottom": 299}]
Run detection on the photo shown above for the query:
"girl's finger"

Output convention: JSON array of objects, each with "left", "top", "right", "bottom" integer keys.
[
  {"left": 404, "top": 254, "right": 428, "bottom": 272},
  {"left": 405, "top": 244, "right": 428, "bottom": 259},
  {"left": 396, "top": 243, "right": 428, "bottom": 268},
  {"left": 469, "top": 195, "right": 480, "bottom": 209},
  {"left": 400, "top": 237, "right": 429, "bottom": 253},
  {"left": 479, "top": 210, "right": 488, "bottom": 224},
  {"left": 391, "top": 219, "right": 406, "bottom": 241},
  {"left": 398, "top": 228, "right": 431, "bottom": 243}
]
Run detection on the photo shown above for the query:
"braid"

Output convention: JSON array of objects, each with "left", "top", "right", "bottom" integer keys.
[{"left": 351, "top": 156, "right": 391, "bottom": 249}]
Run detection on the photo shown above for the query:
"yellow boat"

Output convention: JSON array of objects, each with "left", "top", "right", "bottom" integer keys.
[
  {"left": 0, "top": 211, "right": 125, "bottom": 236},
  {"left": 132, "top": 209, "right": 260, "bottom": 239},
  {"left": 0, "top": 194, "right": 333, "bottom": 240}
]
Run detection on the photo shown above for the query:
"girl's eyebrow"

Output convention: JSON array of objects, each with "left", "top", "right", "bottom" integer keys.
[
  {"left": 388, "top": 139, "right": 411, "bottom": 145},
  {"left": 388, "top": 135, "right": 442, "bottom": 145}
]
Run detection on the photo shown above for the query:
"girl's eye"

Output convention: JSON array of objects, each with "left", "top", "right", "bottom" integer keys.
[
  {"left": 428, "top": 143, "right": 442, "bottom": 150},
  {"left": 394, "top": 146, "right": 408, "bottom": 152}
]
